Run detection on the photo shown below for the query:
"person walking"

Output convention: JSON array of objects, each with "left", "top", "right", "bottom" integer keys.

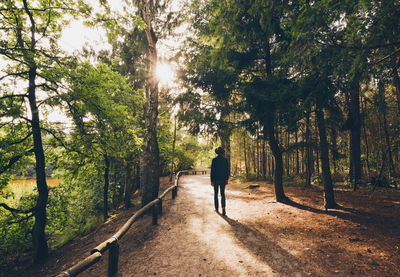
[{"left": 211, "top": 147, "right": 230, "bottom": 215}]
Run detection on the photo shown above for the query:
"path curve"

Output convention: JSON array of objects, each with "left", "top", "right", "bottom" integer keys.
[{"left": 117, "top": 175, "right": 308, "bottom": 277}]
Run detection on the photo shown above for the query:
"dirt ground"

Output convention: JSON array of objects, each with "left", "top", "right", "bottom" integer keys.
[{"left": 5, "top": 175, "right": 400, "bottom": 276}]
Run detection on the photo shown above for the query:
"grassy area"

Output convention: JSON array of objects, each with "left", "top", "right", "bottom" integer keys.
[{"left": 2, "top": 178, "right": 62, "bottom": 205}]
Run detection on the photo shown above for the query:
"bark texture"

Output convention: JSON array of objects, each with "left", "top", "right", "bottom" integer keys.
[
  {"left": 103, "top": 155, "right": 110, "bottom": 220},
  {"left": 140, "top": 0, "right": 160, "bottom": 206},
  {"left": 265, "top": 125, "right": 286, "bottom": 202},
  {"left": 315, "top": 105, "right": 336, "bottom": 209},
  {"left": 28, "top": 65, "right": 49, "bottom": 262},
  {"left": 349, "top": 80, "right": 362, "bottom": 190}
]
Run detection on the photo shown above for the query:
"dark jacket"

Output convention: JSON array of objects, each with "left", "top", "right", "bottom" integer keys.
[{"left": 211, "top": 155, "right": 230, "bottom": 182}]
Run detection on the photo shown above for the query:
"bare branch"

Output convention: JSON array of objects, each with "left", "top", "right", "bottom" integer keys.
[
  {"left": 0, "top": 148, "right": 34, "bottom": 174},
  {"left": 0, "top": 121, "right": 11, "bottom": 129},
  {"left": 11, "top": 6, "right": 25, "bottom": 49},
  {"left": 41, "top": 126, "right": 84, "bottom": 154},
  {"left": 22, "top": 0, "right": 36, "bottom": 49},
  {"left": 0, "top": 94, "right": 28, "bottom": 100},
  {"left": 36, "top": 83, "right": 58, "bottom": 92},
  {"left": 7, "top": 212, "right": 35, "bottom": 225},
  {"left": 0, "top": 71, "right": 30, "bottom": 82},
  {"left": 374, "top": 48, "right": 400, "bottom": 65},
  {"left": 0, "top": 49, "right": 30, "bottom": 66},
  {"left": 0, "top": 7, "right": 80, "bottom": 13},
  {"left": 41, "top": 0, "right": 53, "bottom": 38},
  {"left": 7, "top": 132, "right": 33, "bottom": 146},
  {"left": 0, "top": 203, "right": 35, "bottom": 214},
  {"left": 21, "top": 116, "right": 33, "bottom": 123}
]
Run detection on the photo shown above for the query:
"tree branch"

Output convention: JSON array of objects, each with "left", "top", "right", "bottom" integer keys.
[
  {"left": 0, "top": 148, "right": 34, "bottom": 174},
  {"left": 41, "top": 126, "right": 66, "bottom": 146},
  {"left": 0, "top": 203, "right": 35, "bottom": 214},
  {"left": 0, "top": 49, "right": 30, "bottom": 66},
  {"left": 41, "top": 126, "right": 83, "bottom": 154},
  {"left": 7, "top": 132, "right": 33, "bottom": 146},
  {"left": 21, "top": 116, "right": 33, "bottom": 123},
  {"left": 22, "top": 0, "right": 36, "bottom": 49},
  {"left": 42, "top": 0, "right": 52, "bottom": 38},
  {"left": 0, "top": 71, "right": 30, "bottom": 82},
  {"left": 374, "top": 48, "right": 400, "bottom": 65},
  {"left": 0, "top": 7, "right": 81, "bottom": 13},
  {"left": 0, "top": 94, "right": 28, "bottom": 100},
  {"left": 7, "top": 212, "right": 35, "bottom": 225}
]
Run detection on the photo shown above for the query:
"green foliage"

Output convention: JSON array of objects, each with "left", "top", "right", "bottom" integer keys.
[
  {"left": 175, "top": 149, "right": 195, "bottom": 171},
  {"left": 0, "top": 193, "right": 35, "bottom": 255},
  {"left": 45, "top": 180, "right": 103, "bottom": 248},
  {"left": 0, "top": 123, "right": 34, "bottom": 177},
  {"left": 158, "top": 129, "right": 198, "bottom": 175}
]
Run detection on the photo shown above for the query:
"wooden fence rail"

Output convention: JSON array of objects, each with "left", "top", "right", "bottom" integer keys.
[{"left": 56, "top": 169, "right": 198, "bottom": 277}]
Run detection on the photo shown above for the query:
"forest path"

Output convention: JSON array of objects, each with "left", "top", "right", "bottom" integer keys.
[
  {"left": 22, "top": 174, "right": 400, "bottom": 276},
  {"left": 116, "top": 175, "right": 308, "bottom": 277}
]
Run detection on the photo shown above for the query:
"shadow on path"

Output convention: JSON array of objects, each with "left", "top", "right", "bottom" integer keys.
[
  {"left": 282, "top": 198, "right": 398, "bottom": 229},
  {"left": 217, "top": 213, "right": 315, "bottom": 277}
]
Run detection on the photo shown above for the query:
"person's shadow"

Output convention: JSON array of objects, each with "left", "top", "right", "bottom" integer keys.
[{"left": 217, "top": 213, "right": 316, "bottom": 276}]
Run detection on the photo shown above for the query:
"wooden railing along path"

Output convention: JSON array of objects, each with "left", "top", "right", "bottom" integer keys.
[{"left": 56, "top": 169, "right": 207, "bottom": 277}]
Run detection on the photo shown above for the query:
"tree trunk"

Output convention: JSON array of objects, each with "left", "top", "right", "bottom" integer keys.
[
  {"left": 262, "top": 139, "right": 266, "bottom": 180},
  {"left": 135, "top": 164, "right": 140, "bottom": 192},
  {"left": 263, "top": 34, "right": 284, "bottom": 199},
  {"left": 349, "top": 80, "right": 362, "bottom": 190},
  {"left": 392, "top": 61, "right": 400, "bottom": 116},
  {"left": 267, "top": 149, "right": 272, "bottom": 178},
  {"left": 103, "top": 155, "right": 110, "bottom": 220},
  {"left": 251, "top": 138, "right": 256, "bottom": 174},
  {"left": 244, "top": 135, "right": 249, "bottom": 177},
  {"left": 221, "top": 132, "right": 231, "bottom": 174},
  {"left": 28, "top": 65, "right": 49, "bottom": 262},
  {"left": 305, "top": 112, "right": 312, "bottom": 187},
  {"left": 124, "top": 160, "right": 132, "bottom": 209},
  {"left": 256, "top": 132, "right": 260, "bottom": 179},
  {"left": 295, "top": 128, "right": 299, "bottom": 175},
  {"left": 314, "top": 118, "right": 320, "bottom": 176},
  {"left": 361, "top": 96, "right": 371, "bottom": 175},
  {"left": 383, "top": 112, "right": 394, "bottom": 172},
  {"left": 378, "top": 81, "right": 395, "bottom": 173},
  {"left": 140, "top": 0, "right": 160, "bottom": 206},
  {"left": 315, "top": 105, "right": 336, "bottom": 209},
  {"left": 169, "top": 116, "right": 177, "bottom": 182},
  {"left": 285, "top": 132, "right": 290, "bottom": 176},
  {"left": 330, "top": 128, "right": 338, "bottom": 174},
  {"left": 265, "top": 124, "right": 286, "bottom": 202}
]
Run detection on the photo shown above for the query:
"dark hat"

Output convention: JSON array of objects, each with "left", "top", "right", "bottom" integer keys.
[{"left": 215, "top": 147, "right": 225, "bottom": 155}]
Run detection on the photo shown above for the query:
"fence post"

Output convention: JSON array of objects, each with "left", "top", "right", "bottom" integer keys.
[
  {"left": 152, "top": 202, "right": 158, "bottom": 225},
  {"left": 108, "top": 240, "right": 119, "bottom": 277},
  {"left": 172, "top": 186, "right": 177, "bottom": 199}
]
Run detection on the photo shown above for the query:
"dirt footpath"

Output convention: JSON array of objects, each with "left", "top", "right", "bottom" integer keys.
[
  {"left": 96, "top": 175, "right": 399, "bottom": 277},
  {"left": 118, "top": 175, "right": 304, "bottom": 277},
  {"left": 10, "top": 174, "right": 400, "bottom": 277}
]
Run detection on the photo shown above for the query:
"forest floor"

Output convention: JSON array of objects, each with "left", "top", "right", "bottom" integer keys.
[{"left": 6, "top": 174, "right": 400, "bottom": 277}]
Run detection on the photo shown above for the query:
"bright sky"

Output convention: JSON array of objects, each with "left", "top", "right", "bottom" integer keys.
[
  {"left": 59, "top": 0, "right": 184, "bottom": 87},
  {"left": 2, "top": 0, "right": 185, "bottom": 125},
  {"left": 59, "top": 0, "right": 125, "bottom": 54}
]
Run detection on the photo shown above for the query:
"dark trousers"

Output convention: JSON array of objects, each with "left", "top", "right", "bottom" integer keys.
[{"left": 213, "top": 182, "right": 226, "bottom": 210}]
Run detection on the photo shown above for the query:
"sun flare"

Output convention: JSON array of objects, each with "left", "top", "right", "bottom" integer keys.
[{"left": 156, "top": 62, "right": 175, "bottom": 86}]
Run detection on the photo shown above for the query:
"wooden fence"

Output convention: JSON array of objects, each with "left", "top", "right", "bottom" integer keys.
[{"left": 56, "top": 169, "right": 200, "bottom": 277}]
